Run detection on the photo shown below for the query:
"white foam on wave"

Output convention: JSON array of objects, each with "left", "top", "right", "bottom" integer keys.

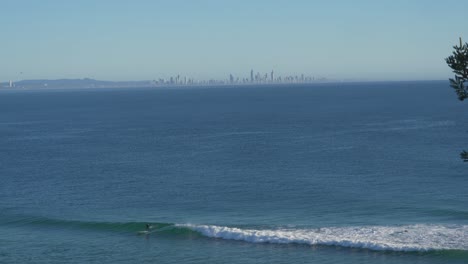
[{"left": 178, "top": 224, "right": 468, "bottom": 252}]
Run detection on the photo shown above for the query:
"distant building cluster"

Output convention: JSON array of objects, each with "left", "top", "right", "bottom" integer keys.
[
  {"left": 151, "top": 75, "right": 198, "bottom": 86},
  {"left": 1, "top": 70, "right": 328, "bottom": 89},
  {"left": 150, "top": 70, "right": 324, "bottom": 87}
]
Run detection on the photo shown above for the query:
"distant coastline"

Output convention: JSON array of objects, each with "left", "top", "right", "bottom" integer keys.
[
  {"left": 0, "top": 78, "right": 153, "bottom": 90},
  {"left": 0, "top": 76, "right": 327, "bottom": 90},
  {"left": 0, "top": 78, "right": 446, "bottom": 90}
]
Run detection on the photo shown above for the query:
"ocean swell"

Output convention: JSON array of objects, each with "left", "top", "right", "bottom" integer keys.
[{"left": 3, "top": 213, "right": 467, "bottom": 252}]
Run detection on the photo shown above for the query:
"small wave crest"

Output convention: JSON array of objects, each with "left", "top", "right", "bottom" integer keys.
[{"left": 179, "top": 224, "right": 468, "bottom": 252}]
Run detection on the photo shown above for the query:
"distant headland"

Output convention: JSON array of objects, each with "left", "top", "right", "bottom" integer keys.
[{"left": 1, "top": 78, "right": 154, "bottom": 89}]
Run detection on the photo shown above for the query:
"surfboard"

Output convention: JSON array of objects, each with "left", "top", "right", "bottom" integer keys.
[{"left": 137, "top": 227, "right": 157, "bottom": 235}]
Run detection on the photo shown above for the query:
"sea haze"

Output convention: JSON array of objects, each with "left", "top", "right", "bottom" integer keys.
[{"left": 0, "top": 81, "right": 467, "bottom": 264}]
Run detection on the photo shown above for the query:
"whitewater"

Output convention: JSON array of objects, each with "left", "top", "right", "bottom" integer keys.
[{"left": 180, "top": 224, "right": 468, "bottom": 252}]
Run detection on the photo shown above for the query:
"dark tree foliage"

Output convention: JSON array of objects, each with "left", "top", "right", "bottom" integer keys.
[
  {"left": 461, "top": 151, "right": 468, "bottom": 162},
  {"left": 445, "top": 38, "right": 468, "bottom": 162}
]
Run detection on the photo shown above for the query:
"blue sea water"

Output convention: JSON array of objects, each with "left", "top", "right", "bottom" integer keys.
[{"left": 0, "top": 81, "right": 467, "bottom": 263}]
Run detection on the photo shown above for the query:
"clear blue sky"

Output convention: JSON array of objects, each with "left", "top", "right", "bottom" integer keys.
[{"left": 1, "top": 0, "right": 467, "bottom": 81}]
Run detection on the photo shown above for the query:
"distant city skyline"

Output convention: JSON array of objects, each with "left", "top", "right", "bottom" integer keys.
[
  {"left": 147, "top": 69, "right": 326, "bottom": 86},
  {"left": 1, "top": 69, "right": 331, "bottom": 89},
  {"left": 1, "top": 1, "right": 467, "bottom": 82}
]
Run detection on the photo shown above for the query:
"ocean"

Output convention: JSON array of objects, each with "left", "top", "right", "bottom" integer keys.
[{"left": 0, "top": 81, "right": 467, "bottom": 263}]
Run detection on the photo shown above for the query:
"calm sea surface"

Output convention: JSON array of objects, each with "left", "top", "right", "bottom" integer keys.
[{"left": 0, "top": 81, "right": 467, "bottom": 263}]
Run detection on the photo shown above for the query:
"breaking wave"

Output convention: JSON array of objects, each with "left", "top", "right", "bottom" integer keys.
[
  {"left": 2, "top": 213, "right": 467, "bottom": 252},
  {"left": 180, "top": 224, "right": 468, "bottom": 252}
]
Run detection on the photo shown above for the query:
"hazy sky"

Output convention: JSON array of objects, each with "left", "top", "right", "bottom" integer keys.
[{"left": 1, "top": 0, "right": 467, "bottom": 81}]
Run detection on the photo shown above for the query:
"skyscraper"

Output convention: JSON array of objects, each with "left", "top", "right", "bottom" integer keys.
[
  {"left": 270, "top": 70, "right": 274, "bottom": 82},
  {"left": 250, "top": 69, "right": 254, "bottom": 83}
]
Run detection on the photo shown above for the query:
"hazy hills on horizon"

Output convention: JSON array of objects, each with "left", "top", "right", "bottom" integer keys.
[{"left": 1, "top": 78, "right": 154, "bottom": 89}]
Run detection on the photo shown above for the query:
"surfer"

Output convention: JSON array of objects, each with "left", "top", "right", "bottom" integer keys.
[{"left": 146, "top": 224, "right": 151, "bottom": 231}]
